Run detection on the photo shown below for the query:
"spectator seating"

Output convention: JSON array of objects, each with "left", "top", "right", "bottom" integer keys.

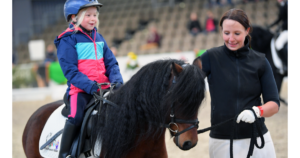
[{"left": 15, "top": 0, "right": 279, "bottom": 64}]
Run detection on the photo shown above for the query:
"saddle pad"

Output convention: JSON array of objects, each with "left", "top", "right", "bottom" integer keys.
[{"left": 39, "top": 104, "right": 67, "bottom": 158}]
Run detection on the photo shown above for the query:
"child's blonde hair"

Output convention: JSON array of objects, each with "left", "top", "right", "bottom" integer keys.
[{"left": 72, "top": 7, "right": 100, "bottom": 31}]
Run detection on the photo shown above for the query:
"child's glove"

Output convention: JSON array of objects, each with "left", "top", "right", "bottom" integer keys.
[
  {"left": 236, "top": 106, "right": 261, "bottom": 124},
  {"left": 113, "top": 82, "right": 122, "bottom": 90},
  {"left": 90, "top": 82, "right": 99, "bottom": 95}
]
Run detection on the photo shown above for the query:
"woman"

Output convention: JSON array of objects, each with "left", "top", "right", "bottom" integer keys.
[{"left": 194, "top": 9, "right": 279, "bottom": 158}]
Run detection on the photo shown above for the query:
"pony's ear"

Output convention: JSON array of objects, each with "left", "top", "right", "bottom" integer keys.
[
  {"left": 171, "top": 62, "right": 183, "bottom": 77},
  {"left": 193, "top": 57, "right": 202, "bottom": 70}
]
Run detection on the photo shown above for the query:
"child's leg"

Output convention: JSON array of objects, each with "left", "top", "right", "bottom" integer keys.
[
  {"left": 68, "top": 92, "right": 93, "bottom": 126},
  {"left": 59, "top": 92, "right": 93, "bottom": 158}
]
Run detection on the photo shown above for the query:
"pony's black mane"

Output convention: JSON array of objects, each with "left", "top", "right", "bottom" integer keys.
[{"left": 91, "top": 59, "right": 205, "bottom": 158}]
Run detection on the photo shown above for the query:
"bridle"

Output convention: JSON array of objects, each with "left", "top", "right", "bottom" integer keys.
[
  {"left": 167, "top": 102, "right": 199, "bottom": 138},
  {"left": 166, "top": 101, "right": 199, "bottom": 149},
  {"left": 163, "top": 70, "right": 200, "bottom": 149}
]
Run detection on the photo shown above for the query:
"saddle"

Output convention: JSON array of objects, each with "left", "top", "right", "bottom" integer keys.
[{"left": 40, "top": 86, "right": 114, "bottom": 158}]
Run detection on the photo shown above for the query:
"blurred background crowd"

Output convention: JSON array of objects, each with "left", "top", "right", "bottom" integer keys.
[{"left": 12, "top": 0, "right": 283, "bottom": 89}]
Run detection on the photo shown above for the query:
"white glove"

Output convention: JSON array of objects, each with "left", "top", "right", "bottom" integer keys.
[{"left": 236, "top": 106, "right": 261, "bottom": 124}]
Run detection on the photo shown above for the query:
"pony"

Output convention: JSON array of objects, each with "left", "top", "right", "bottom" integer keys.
[
  {"left": 22, "top": 59, "right": 206, "bottom": 158},
  {"left": 250, "top": 26, "right": 288, "bottom": 104}
]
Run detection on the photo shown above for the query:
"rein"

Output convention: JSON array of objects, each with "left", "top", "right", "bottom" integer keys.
[{"left": 196, "top": 108, "right": 265, "bottom": 158}]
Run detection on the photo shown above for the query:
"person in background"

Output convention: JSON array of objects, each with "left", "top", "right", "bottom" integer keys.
[
  {"left": 110, "top": 46, "right": 118, "bottom": 56},
  {"left": 43, "top": 44, "right": 57, "bottom": 86},
  {"left": 44, "top": 44, "right": 57, "bottom": 63},
  {"left": 187, "top": 12, "right": 203, "bottom": 37},
  {"left": 33, "top": 44, "right": 57, "bottom": 87},
  {"left": 54, "top": 0, "right": 123, "bottom": 157},
  {"left": 204, "top": 11, "right": 218, "bottom": 33},
  {"left": 194, "top": 9, "right": 279, "bottom": 158},
  {"left": 268, "top": 0, "right": 288, "bottom": 31},
  {"left": 140, "top": 24, "right": 161, "bottom": 50}
]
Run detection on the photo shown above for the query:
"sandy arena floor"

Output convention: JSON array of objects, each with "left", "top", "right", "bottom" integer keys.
[{"left": 13, "top": 80, "right": 287, "bottom": 158}]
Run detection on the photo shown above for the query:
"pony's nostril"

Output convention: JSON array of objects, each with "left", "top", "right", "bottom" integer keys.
[{"left": 182, "top": 141, "right": 192, "bottom": 150}]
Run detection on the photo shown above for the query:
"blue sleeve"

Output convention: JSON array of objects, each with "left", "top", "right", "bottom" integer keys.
[
  {"left": 57, "top": 36, "right": 98, "bottom": 94},
  {"left": 261, "top": 58, "right": 280, "bottom": 107},
  {"left": 199, "top": 51, "right": 211, "bottom": 77},
  {"left": 102, "top": 38, "right": 124, "bottom": 85}
]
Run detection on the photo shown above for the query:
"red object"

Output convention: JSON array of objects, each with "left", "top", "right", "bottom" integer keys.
[{"left": 257, "top": 106, "right": 264, "bottom": 116}]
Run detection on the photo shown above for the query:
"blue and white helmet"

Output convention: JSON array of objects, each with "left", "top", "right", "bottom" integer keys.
[{"left": 64, "top": 0, "right": 103, "bottom": 22}]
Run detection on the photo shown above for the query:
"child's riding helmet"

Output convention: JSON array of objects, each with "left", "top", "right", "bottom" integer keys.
[{"left": 64, "top": 0, "right": 103, "bottom": 22}]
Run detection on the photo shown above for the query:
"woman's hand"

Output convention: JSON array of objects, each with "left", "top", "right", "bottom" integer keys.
[{"left": 236, "top": 106, "right": 261, "bottom": 124}]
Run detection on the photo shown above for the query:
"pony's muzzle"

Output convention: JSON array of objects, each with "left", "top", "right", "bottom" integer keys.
[
  {"left": 182, "top": 140, "right": 197, "bottom": 150},
  {"left": 183, "top": 141, "right": 192, "bottom": 149},
  {"left": 176, "top": 139, "right": 197, "bottom": 151}
]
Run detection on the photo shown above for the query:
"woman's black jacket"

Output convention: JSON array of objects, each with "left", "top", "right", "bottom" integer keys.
[{"left": 198, "top": 40, "right": 280, "bottom": 139}]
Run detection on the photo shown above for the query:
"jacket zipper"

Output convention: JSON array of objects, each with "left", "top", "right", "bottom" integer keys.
[
  {"left": 80, "top": 29, "right": 100, "bottom": 84},
  {"left": 235, "top": 51, "right": 240, "bottom": 138}
]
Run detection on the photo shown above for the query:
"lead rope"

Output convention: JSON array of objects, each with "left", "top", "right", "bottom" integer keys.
[{"left": 197, "top": 108, "right": 265, "bottom": 158}]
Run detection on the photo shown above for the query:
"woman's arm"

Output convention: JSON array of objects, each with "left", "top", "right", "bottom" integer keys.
[
  {"left": 260, "top": 101, "right": 279, "bottom": 117},
  {"left": 194, "top": 51, "right": 211, "bottom": 77},
  {"left": 237, "top": 58, "right": 280, "bottom": 124},
  {"left": 260, "top": 58, "right": 280, "bottom": 117}
]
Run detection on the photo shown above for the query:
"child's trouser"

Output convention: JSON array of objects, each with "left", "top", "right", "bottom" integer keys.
[{"left": 68, "top": 92, "right": 93, "bottom": 126}]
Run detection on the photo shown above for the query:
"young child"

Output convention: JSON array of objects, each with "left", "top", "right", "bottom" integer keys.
[{"left": 54, "top": 0, "right": 123, "bottom": 157}]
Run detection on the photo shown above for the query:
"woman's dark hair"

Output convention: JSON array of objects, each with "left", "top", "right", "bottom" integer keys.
[{"left": 219, "top": 9, "right": 253, "bottom": 48}]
